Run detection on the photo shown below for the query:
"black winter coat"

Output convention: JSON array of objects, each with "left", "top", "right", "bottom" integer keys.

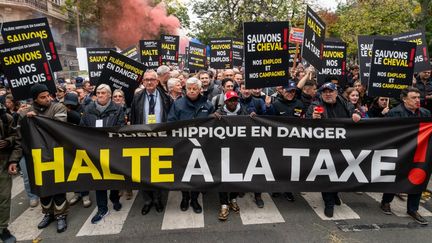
[{"left": 80, "top": 101, "right": 125, "bottom": 127}]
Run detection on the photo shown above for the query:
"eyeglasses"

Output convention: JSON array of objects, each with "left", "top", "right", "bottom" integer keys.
[
  {"left": 113, "top": 95, "right": 123, "bottom": 98},
  {"left": 143, "top": 78, "right": 157, "bottom": 82}
]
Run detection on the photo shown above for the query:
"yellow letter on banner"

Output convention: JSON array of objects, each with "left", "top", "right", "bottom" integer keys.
[
  {"left": 67, "top": 150, "right": 102, "bottom": 181},
  {"left": 100, "top": 149, "right": 125, "bottom": 180},
  {"left": 151, "top": 148, "right": 174, "bottom": 183},
  {"left": 32, "top": 147, "right": 65, "bottom": 186},
  {"left": 123, "top": 148, "right": 149, "bottom": 182}
]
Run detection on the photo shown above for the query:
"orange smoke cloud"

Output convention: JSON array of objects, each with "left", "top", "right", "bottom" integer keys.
[{"left": 100, "top": 0, "right": 180, "bottom": 49}]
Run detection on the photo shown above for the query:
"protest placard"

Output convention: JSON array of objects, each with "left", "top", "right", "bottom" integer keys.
[
  {"left": 121, "top": 45, "right": 140, "bottom": 62},
  {"left": 188, "top": 42, "right": 207, "bottom": 71},
  {"left": 139, "top": 40, "right": 159, "bottom": 69},
  {"left": 97, "top": 51, "right": 146, "bottom": 105},
  {"left": 87, "top": 48, "right": 114, "bottom": 85},
  {"left": 210, "top": 38, "right": 232, "bottom": 69},
  {"left": 317, "top": 41, "right": 347, "bottom": 86},
  {"left": 301, "top": 6, "right": 326, "bottom": 69},
  {"left": 232, "top": 39, "right": 244, "bottom": 67},
  {"left": 1, "top": 17, "right": 62, "bottom": 72},
  {"left": 244, "top": 21, "right": 289, "bottom": 88},
  {"left": 0, "top": 39, "right": 55, "bottom": 100},
  {"left": 357, "top": 35, "right": 390, "bottom": 85},
  {"left": 368, "top": 39, "right": 416, "bottom": 98},
  {"left": 159, "top": 35, "right": 179, "bottom": 66},
  {"left": 392, "top": 29, "right": 431, "bottom": 73}
]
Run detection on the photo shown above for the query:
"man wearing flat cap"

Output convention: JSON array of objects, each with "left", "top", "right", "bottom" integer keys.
[{"left": 14, "top": 83, "right": 69, "bottom": 233}]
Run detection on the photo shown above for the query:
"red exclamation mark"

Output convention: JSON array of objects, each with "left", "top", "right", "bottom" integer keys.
[
  {"left": 423, "top": 47, "right": 428, "bottom": 61},
  {"left": 408, "top": 48, "right": 415, "bottom": 68},
  {"left": 229, "top": 50, "right": 232, "bottom": 61},
  {"left": 409, "top": 123, "right": 432, "bottom": 185},
  {"left": 320, "top": 44, "right": 324, "bottom": 60},
  {"left": 342, "top": 61, "right": 346, "bottom": 75},
  {"left": 49, "top": 42, "right": 57, "bottom": 60},
  {"left": 159, "top": 56, "right": 162, "bottom": 65},
  {"left": 43, "top": 62, "right": 52, "bottom": 81},
  {"left": 283, "top": 28, "right": 288, "bottom": 50},
  {"left": 175, "top": 51, "right": 178, "bottom": 61}
]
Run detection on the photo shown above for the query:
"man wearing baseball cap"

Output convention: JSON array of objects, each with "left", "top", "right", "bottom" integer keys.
[{"left": 305, "top": 82, "right": 361, "bottom": 218}]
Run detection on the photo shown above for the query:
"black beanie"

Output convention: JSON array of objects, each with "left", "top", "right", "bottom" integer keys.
[{"left": 31, "top": 84, "right": 49, "bottom": 100}]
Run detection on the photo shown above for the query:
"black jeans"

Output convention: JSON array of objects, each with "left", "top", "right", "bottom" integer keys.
[
  {"left": 322, "top": 192, "right": 338, "bottom": 208},
  {"left": 219, "top": 192, "right": 238, "bottom": 205},
  {"left": 182, "top": 191, "right": 199, "bottom": 201},
  {"left": 96, "top": 190, "right": 120, "bottom": 211},
  {"left": 382, "top": 193, "right": 421, "bottom": 212}
]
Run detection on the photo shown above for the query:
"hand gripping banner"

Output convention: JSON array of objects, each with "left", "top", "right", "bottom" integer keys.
[{"left": 21, "top": 116, "right": 432, "bottom": 197}]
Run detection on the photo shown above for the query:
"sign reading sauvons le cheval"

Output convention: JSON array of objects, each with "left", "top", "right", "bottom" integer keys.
[{"left": 22, "top": 116, "right": 432, "bottom": 197}]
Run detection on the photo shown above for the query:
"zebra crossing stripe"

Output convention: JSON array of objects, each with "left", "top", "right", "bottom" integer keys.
[
  {"left": 76, "top": 191, "right": 137, "bottom": 236},
  {"left": 366, "top": 192, "right": 432, "bottom": 217},
  {"left": 237, "top": 193, "right": 285, "bottom": 225},
  {"left": 9, "top": 207, "right": 43, "bottom": 241},
  {"left": 11, "top": 176, "right": 25, "bottom": 199},
  {"left": 301, "top": 192, "right": 360, "bottom": 220},
  {"left": 161, "top": 191, "right": 205, "bottom": 230}
]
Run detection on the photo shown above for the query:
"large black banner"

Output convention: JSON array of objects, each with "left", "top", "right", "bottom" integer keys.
[
  {"left": 22, "top": 116, "right": 432, "bottom": 197},
  {"left": 159, "top": 35, "right": 179, "bottom": 66},
  {"left": 302, "top": 6, "right": 326, "bottom": 69},
  {"left": 139, "top": 40, "right": 159, "bottom": 69},
  {"left": 0, "top": 39, "right": 55, "bottom": 100},
  {"left": 368, "top": 39, "right": 416, "bottom": 98},
  {"left": 244, "top": 21, "right": 290, "bottom": 89},
  {"left": 87, "top": 48, "right": 114, "bottom": 85},
  {"left": 1, "top": 18, "right": 62, "bottom": 72},
  {"left": 188, "top": 42, "right": 207, "bottom": 71},
  {"left": 392, "top": 29, "right": 431, "bottom": 73},
  {"left": 317, "top": 41, "right": 347, "bottom": 86},
  {"left": 210, "top": 38, "right": 232, "bottom": 69},
  {"left": 97, "top": 51, "right": 146, "bottom": 106}
]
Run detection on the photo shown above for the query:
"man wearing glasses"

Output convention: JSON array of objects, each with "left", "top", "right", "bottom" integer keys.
[{"left": 130, "top": 69, "right": 172, "bottom": 215}]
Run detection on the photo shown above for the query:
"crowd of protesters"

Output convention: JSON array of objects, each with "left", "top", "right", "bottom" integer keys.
[{"left": 0, "top": 62, "right": 431, "bottom": 242}]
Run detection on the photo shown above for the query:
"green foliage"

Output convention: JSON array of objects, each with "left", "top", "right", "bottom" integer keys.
[
  {"left": 154, "top": 0, "right": 190, "bottom": 29},
  {"left": 331, "top": 0, "right": 419, "bottom": 57},
  {"left": 190, "top": 0, "right": 310, "bottom": 44}
]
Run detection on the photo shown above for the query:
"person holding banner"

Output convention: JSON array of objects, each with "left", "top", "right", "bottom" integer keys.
[
  {"left": 367, "top": 97, "right": 391, "bottom": 118},
  {"left": 22, "top": 84, "right": 69, "bottom": 232},
  {"left": 130, "top": 70, "right": 172, "bottom": 215},
  {"left": 306, "top": 82, "right": 361, "bottom": 218},
  {"left": 380, "top": 87, "right": 430, "bottom": 225},
  {"left": 168, "top": 77, "right": 214, "bottom": 213},
  {"left": 80, "top": 84, "right": 125, "bottom": 224}
]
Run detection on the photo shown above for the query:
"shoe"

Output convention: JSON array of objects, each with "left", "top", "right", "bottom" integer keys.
[
  {"left": 284, "top": 192, "right": 295, "bottom": 202},
  {"left": 69, "top": 194, "right": 81, "bottom": 206},
  {"left": 190, "top": 200, "right": 202, "bottom": 214},
  {"left": 380, "top": 202, "right": 392, "bottom": 215},
  {"left": 56, "top": 215, "right": 67, "bottom": 233},
  {"left": 229, "top": 199, "right": 240, "bottom": 213},
  {"left": 255, "top": 196, "right": 264, "bottom": 208},
  {"left": 38, "top": 213, "right": 55, "bottom": 229},
  {"left": 91, "top": 209, "right": 109, "bottom": 224},
  {"left": 180, "top": 199, "right": 189, "bottom": 211},
  {"left": 82, "top": 195, "right": 92, "bottom": 208},
  {"left": 0, "top": 228, "right": 16, "bottom": 243},
  {"left": 334, "top": 195, "right": 341, "bottom": 206},
  {"left": 272, "top": 193, "right": 281, "bottom": 197},
  {"left": 324, "top": 207, "right": 334, "bottom": 218},
  {"left": 154, "top": 200, "right": 164, "bottom": 213},
  {"left": 141, "top": 204, "right": 152, "bottom": 215},
  {"left": 408, "top": 211, "right": 428, "bottom": 225},
  {"left": 113, "top": 202, "right": 122, "bottom": 211},
  {"left": 218, "top": 204, "right": 230, "bottom": 221},
  {"left": 29, "top": 198, "right": 39, "bottom": 208}
]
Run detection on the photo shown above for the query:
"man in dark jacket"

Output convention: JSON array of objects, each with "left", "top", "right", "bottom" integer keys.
[
  {"left": 414, "top": 70, "right": 432, "bottom": 112},
  {"left": 168, "top": 77, "right": 214, "bottom": 213},
  {"left": 273, "top": 81, "right": 304, "bottom": 118},
  {"left": 306, "top": 82, "right": 361, "bottom": 218},
  {"left": 130, "top": 69, "right": 172, "bottom": 215},
  {"left": 198, "top": 71, "right": 221, "bottom": 102},
  {"left": 380, "top": 87, "right": 430, "bottom": 225},
  {"left": 80, "top": 84, "right": 125, "bottom": 224},
  {"left": 1, "top": 102, "right": 21, "bottom": 243},
  {"left": 23, "top": 84, "right": 69, "bottom": 233}
]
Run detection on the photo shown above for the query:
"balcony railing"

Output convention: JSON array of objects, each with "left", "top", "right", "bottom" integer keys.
[{"left": 0, "top": 0, "right": 48, "bottom": 12}]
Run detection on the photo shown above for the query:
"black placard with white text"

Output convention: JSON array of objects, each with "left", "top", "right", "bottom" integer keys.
[
  {"left": 392, "top": 29, "right": 431, "bottom": 73},
  {"left": 232, "top": 39, "right": 244, "bottom": 67},
  {"left": 301, "top": 6, "right": 326, "bottom": 69},
  {"left": 188, "top": 42, "right": 207, "bottom": 71},
  {"left": 0, "top": 39, "right": 55, "bottom": 100},
  {"left": 317, "top": 41, "right": 347, "bottom": 86},
  {"left": 159, "top": 35, "right": 179, "bottom": 66},
  {"left": 139, "top": 40, "right": 159, "bottom": 69},
  {"left": 87, "top": 48, "right": 114, "bottom": 85},
  {"left": 1, "top": 18, "right": 62, "bottom": 72},
  {"left": 244, "top": 21, "right": 290, "bottom": 88},
  {"left": 121, "top": 45, "right": 140, "bottom": 62},
  {"left": 357, "top": 35, "right": 390, "bottom": 86},
  {"left": 210, "top": 38, "right": 232, "bottom": 69},
  {"left": 368, "top": 39, "right": 416, "bottom": 98},
  {"left": 97, "top": 51, "right": 146, "bottom": 106}
]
